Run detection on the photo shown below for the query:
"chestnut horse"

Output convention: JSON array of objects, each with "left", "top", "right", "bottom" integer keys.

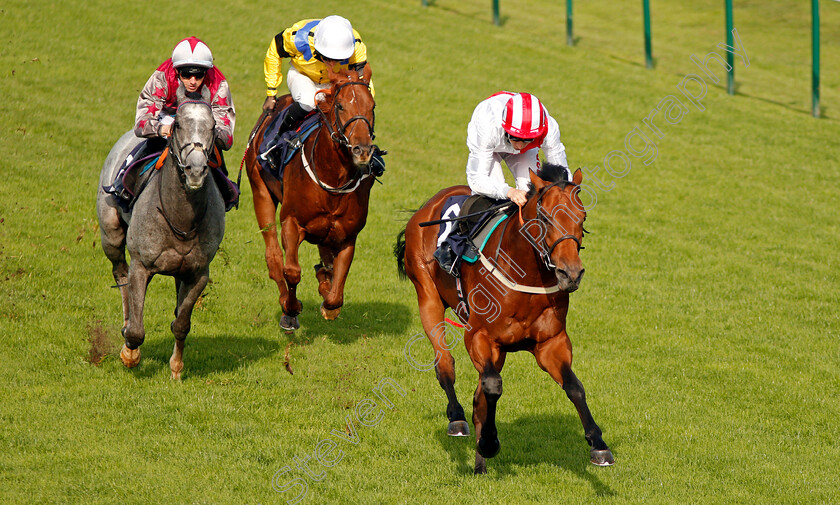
[
  {"left": 244, "top": 70, "right": 376, "bottom": 331},
  {"left": 394, "top": 165, "right": 614, "bottom": 474}
]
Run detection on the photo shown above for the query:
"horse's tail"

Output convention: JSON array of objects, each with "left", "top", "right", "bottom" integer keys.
[{"left": 394, "top": 227, "right": 408, "bottom": 280}]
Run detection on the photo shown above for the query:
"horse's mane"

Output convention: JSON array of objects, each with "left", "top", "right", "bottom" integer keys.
[
  {"left": 526, "top": 162, "right": 573, "bottom": 198},
  {"left": 538, "top": 162, "right": 571, "bottom": 185}
]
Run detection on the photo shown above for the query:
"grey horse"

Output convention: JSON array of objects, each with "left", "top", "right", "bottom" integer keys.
[{"left": 96, "top": 87, "right": 225, "bottom": 379}]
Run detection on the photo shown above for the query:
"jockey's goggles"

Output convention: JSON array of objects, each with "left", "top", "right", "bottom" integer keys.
[
  {"left": 178, "top": 67, "right": 207, "bottom": 79},
  {"left": 507, "top": 133, "right": 536, "bottom": 143}
]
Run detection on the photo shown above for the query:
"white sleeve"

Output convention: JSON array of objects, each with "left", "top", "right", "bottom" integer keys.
[
  {"left": 541, "top": 114, "right": 569, "bottom": 170},
  {"left": 508, "top": 149, "right": 539, "bottom": 191},
  {"left": 465, "top": 119, "right": 510, "bottom": 200}
]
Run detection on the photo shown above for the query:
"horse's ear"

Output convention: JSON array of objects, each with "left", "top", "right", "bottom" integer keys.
[
  {"left": 176, "top": 84, "right": 187, "bottom": 105},
  {"left": 199, "top": 85, "right": 211, "bottom": 104},
  {"left": 529, "top": 168, "right": 546, "bottom": 188},
  {"left": 572, "top": 168, "right": 583, "bottom": 186}
]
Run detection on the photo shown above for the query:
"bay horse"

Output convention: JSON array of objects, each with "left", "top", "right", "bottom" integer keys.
[
  {"left": 243, "top": 69, "right": 376, "bottom": 332},
  {"left": 96, "top": 86, "right": 225, "bottom": 380},
  {"left": 394, "top": 165, "right": 614, "bottom": 474}
]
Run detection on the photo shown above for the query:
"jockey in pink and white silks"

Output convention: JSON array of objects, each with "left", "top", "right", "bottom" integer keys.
[
  {"left": 135, "top": 37, "right": 235, "bottom": 152},
  {"left": 466, "top": 91, "right": 569, "bottom": 206},
  {"left": 112, "top": 36, "right": 238, "bottom": 211},
  {"left": 434, "top": 92, "right": 570, "bottom": 275}
]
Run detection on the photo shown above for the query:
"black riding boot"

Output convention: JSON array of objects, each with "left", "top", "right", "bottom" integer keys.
[
  {"left": 433, "top": 242, "right": 459, "bottom": 277},
  {"left": 279, "top": 102, "right": 309, "bottom": 141}
]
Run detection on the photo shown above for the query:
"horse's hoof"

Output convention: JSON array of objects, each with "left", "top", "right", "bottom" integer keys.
[
  {"left": 447, "top": 420, "right": 470, "bottom": 437},
  {"left": 170, "top": 370, "right": 182, "bottom": 381},
  {"left": 477, "top": 437, "right": 500, "bottom": 459},
  {"left": 320, "top": 303, "right": 340, "bottom": 321},
  {"left": 119, "top": 344, "right": 141, "bottom": 368},
  {"left": 280, "top": 314, "right": 300, "bottom": 333},
  {"left": 590, "top": 448, "right": 615, "bottom": 466}
]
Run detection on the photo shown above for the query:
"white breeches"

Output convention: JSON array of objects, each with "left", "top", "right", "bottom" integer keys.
[{"left": 287, "top": 67, "right": 331, "bottom": 111}]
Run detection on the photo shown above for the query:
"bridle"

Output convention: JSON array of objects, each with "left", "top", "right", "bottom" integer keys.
[
  {"left": 533, "top": 182, "right": 586, "bottom": 270},
  {"left": 168, "top": 101, "right": 216, "bottom": 177},
  {"left": 317, "top": 80, "right": 375, "bottom": 147},
  {"left": 158, "top": 100, "right": 216, "bottom": 240}
]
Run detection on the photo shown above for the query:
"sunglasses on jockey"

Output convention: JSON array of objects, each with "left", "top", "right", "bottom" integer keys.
[
  {"left": 178, "top": 67, "right": 207, "bottom": 79},
  {"left": 506, "top": 132, "right": 537, "bottom": 143}
]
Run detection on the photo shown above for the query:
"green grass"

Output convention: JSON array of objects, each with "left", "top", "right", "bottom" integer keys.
[{"left": 1, "top": 0, "right": 839, "bottom": 503}]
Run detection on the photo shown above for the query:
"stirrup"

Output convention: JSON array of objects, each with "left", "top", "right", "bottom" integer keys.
[
  {"left": 433, "top": 246, "right": 459, "bottom": 278},
  {"left": 284, "top": 136, "right": 302, "bottom": 150}
]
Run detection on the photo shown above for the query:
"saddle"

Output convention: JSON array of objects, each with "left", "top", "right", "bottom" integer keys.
[
  {"left": 437, "top": 195, "right": 514, "bottom": 274},
  {"left": 103, "top": 139, "right": 165, "bottom": 212},
  {"left": 257, "top": 106, "right": 320, "bottom": 179},
  {"left": 257, "top": 105, "right": 387, "bottom": 182},
  {"left": 104, "top": 138, "right": 240, "bottom": 212}
]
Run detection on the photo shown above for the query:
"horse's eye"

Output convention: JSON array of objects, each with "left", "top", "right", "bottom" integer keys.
[{"left": 336, "top": 103, "right": 344, "bottom": 111}]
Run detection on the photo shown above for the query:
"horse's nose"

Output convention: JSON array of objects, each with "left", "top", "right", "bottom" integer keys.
[
  {"left": 350, "top": 144, "right": 373, "bottom": 165},
  {"left": 556, "top": 266, "right": 585, "bottom": 292},
  {"left": 351, "top": 144, "right": 372, "bottom": 157},
  {"left": 184, "top": 164, "right": 209, "bottom": 190}
]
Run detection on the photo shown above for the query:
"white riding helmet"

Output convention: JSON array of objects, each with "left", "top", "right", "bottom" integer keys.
[
  {"left": 171, "top": 37, "right": 214, "bottom": 69},
  {"left": 313, "top": 16, "right": 355, "bottom": 61}
]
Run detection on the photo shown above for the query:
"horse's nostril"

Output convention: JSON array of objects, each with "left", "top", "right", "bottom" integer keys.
[{"left": 352, "top": 146, "right": 362, "bottom": 156}]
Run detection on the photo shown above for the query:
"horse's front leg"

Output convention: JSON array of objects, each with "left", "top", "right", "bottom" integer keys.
[
  {"left": 469, "top": 333, "right": 506, "bottom": 474},
  {"left": 279, "top": 217, "right": 304, "bottom": 329},
  {"left": 533, "top": 332, "right": 614, "bottom": 466},
  {"left": 120, "top": 261, "right": 152, "bottom": 368},
  {"left": 252, "top": 194, "right": 291, "bottom": 323},
  {"left": 318, "top": 241, "right": 355, "bottom": 320},
  {"left": 315, "top": 245, "right": 336, "bottom": 301},
  {"left": 169, "top": 269, "right": 210, "bottom": 380}
]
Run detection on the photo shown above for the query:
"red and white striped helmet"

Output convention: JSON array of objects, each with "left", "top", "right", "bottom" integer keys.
[
  {"left": 171, "top": 37, "right": 214, "bottom": 69},
  {"left": 502, "top": 93, "right": 547, "bottom": 139}
]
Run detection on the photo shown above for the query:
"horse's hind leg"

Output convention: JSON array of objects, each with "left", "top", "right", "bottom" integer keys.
[
  {"left": 169, "top": 270, "right": 210, "bottom": 380},
  {"left": 315, "top": 245, "right": 335, "bottom": 313},
  {"left": 533, "top": 333, "right": 614, "bottom": 466},
  {"left": 416, "top": 295, "right": 469, "bottom": 437},
  {"left": 98, "top": 200, "right": 130, "bottom": 324}
]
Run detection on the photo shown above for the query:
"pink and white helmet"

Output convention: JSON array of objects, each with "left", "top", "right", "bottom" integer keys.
[
  {"left": 502, "top": 93, "right": 547, "bottom": 139},
  {"left": 171, "top": 37, "right": 214, "bottom": 69}
]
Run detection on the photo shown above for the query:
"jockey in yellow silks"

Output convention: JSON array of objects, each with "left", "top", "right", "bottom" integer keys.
[{"left": 262, "top": 16, "right": 374, "bottom": 139}]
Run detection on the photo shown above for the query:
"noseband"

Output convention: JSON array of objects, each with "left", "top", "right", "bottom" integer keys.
[
  {"left": 534, "top": 182, "right": 585, "bottom": 270},
  {"left": 318, "top": 81, "right": 375, "bottom": 146}
]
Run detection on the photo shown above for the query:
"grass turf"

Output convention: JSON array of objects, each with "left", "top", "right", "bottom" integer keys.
[{"left": 1, "top": 0, "right": 838, "bottom": 503}]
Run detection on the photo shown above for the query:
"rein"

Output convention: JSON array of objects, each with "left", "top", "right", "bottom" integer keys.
[
  {"left": 481, "top": 181, "right": 585, "bottom": 294},
  {"left": 300, "top": 133, "right": 372, "bottom": 193}
]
